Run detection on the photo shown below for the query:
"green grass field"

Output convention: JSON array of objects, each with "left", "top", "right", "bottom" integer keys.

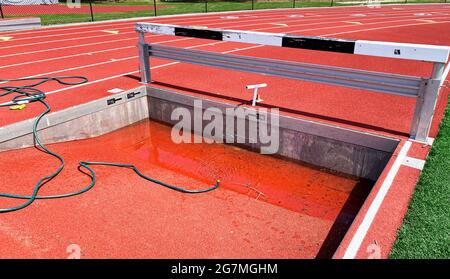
[{"left": 390, "top": 96, "right": 450, "bottom": 259}]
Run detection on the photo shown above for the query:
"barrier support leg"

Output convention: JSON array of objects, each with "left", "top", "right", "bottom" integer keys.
[
  {"left": 410, "top": 62, "right": 445, "bottom": 143},
  {"left": 138, "top": 32, "right": 151, "bottom": 84}
]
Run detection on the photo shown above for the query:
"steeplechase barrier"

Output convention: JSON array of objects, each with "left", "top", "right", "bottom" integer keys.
[{"left": 135, "top": 22, "right": 450, "bottom": 142}]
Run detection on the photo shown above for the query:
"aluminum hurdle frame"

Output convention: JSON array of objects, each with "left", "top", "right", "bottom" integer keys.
[{"left": 135, "top": 22, "right": 450, "bottom": 143}]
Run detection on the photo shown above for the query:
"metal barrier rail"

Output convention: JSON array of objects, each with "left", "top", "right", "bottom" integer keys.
[{"left": 135, "top": 22, "right": 450, "bottom": 143}]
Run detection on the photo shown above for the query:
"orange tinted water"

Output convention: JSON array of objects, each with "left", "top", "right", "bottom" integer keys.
[
  {"left": 121, "top": 120, "right": 371, "bottom": 222},
  {"left": 0, "top": 119, "right": 373, "bottom": 258}
]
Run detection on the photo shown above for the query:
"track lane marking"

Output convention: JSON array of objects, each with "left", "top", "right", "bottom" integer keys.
[
  {"left": 321, "top": 20, "right": 450, "bottom": 36},
  {"left": 100, "top": 30, "right": 120, "bottom": 35},
  {"left": 4, "top": 13, "right": 448, "bottom": 57},
  {"left": 18, "top": 11, "right": 450, "bottom": 99},
  {"left": 7, "top": 13, "right": 450, "bottom": 86},
  {"left": 0, "top": 36, "right": 154, "bottom": 58},
  {"left": 0, "top": 30, "right": 137, "bottom": 50},
  {"left": 0, "top": 38, "right": 192, "bottom": 69},
  {"left": 1, "top": 6, "right": 446, "bottom": 39},
  {"left": 343, "top": 21, "right": 363, "bottom": 25},
  {"left": 42, "top": 44, "right": 263, "bottom": 97},
  {"left": 415, "top": 19, "right": 437, "bottom": 23},
  {"left": 342, "top": 141, "right": 412, "bottom": 259},
  {"left": 280, "top": 16, "right": 450, "bottom": 34}
]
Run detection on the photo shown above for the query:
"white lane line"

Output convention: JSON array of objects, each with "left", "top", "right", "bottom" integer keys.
[
  {"left": 6, "top": 14, "right": 450, "bottom": 79},
  {"left": 28, "top": 56, "right": 137, "bottom": 79},
  {"left": 210, "top": 11, "right": 447, "bottom": 31},
  {"left": 322, "top": 20, "right": 450, "bottom": 37},
  {"left": 0, "top": 13, "right": 342, "bottom": 46},
  {"left": 343, "top": 21, "right": 363, "bottom": 25},
  {"left": 0, "top": 36, "right": 146, "bottom": 58},
  {"left": 0, "top": 25, "right": 133, "bottom": 43},
  {"left": 1, "top": 7, "right": 445, "bottom": 43},
  {"left": 0, "top": 38, "right": 193, "bottom": 78},
  {"left": 342, "top": 140, "right": 412, "bottom": 259},
  {"left": 0, "top": 9, "right": 319, "bottom": 37},
  {"left": 0, "top": 30, "right": 137, "bottom": 50},
  {"left": 43, "top": 44, "right": 263, "bottom": 96},
  {"left": 3, "top": 7, "right": 449, "bottom": 106},
  {"left": 415, "top": 19, "right": 437, "bottom": 23},
  {"left": 6, "top": 12, "right": 445, "bottom": 58},
  {"left": 0, "top": 38, "right": 191, "bottom": 69},
  {"left": 284, "top": 16, "right": 449, "bottom": 34},
  {"left": 0, "top": 16, "right": 319, "bottom": 59},
  {"left": 2, "top": 4, "right": 447, "bottom": 38},
  {"left": 0, "top": 45, "right": 134, "bottom": 69}
]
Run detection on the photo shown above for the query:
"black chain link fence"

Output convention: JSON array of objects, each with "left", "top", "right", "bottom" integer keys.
[{"left": 0, "top": 0, "right": 447, "bottom": 25}]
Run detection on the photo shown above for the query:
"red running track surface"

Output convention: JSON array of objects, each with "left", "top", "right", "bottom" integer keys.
[
  {"left": 1, "top": 3, "right": 449, "bottom": 137},
  {"left": 0, "top": 119, "right": 372, "bottom": 258},
  {"left": 1, "top": 4, "right": 450, "bottom": 259}
]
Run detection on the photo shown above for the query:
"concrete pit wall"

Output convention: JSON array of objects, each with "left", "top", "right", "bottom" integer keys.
[
  {"left": 0, "top": 87, "right": 148, "bottom": 152},
  {"left": 146, "top": 87, "right": 398, "bottom": 181},
  {"left": 0, "top": 85, "right": 398, "bottom": 181}
]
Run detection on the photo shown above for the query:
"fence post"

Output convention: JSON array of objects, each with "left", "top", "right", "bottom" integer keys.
[
  {"left": 205, "top": 0, "right": 208, "bottom": 13},
  {"left": 88, "top": 0, "right": 94, "bottom": 22},
  {"left": 153, "top": 0, "right": 157, "bottom": 16},
  {"left": 331, "top": 0, "right": 334, "bottom": 6},
  {"left": 252, "top": 0, "right": 254, "bottom": 10},
  {"left": 293, "top": 0, "right": 296, "bottom": 8},
  {"left": 0, "top": 3, "right": 4, "bottom": 19}
]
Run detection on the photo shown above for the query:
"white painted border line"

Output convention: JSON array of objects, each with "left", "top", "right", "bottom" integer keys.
[
  {"left": 42, "top": 43, "right": 262, "bottom": 97},
  {"left": 2, "top": 5, "right": 446, "bottom": 40},
  {"left": 2, "top": 2, "right": 447, "bottom": 36},
  {"left": 342, "top": 140, "right": 412, "bottom": 259}
]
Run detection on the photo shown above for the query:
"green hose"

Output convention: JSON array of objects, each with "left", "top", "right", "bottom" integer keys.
[{"left": 0, "top": 76, "right": 220, "bottom": 213}]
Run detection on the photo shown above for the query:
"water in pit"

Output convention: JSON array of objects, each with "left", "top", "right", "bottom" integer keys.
[{"left": 0, "top": 119, "right": 373, "bottom": 258}]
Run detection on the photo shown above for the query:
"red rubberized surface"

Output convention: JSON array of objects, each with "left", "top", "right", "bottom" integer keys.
[
  {"left": 1, "top": 4, "right": 450, "bottom": 258},
  {"left": 1, "top": 4, "right": 449, "bottom": 137},
  {"left": 0, "top": 120, "right": 370, "bottom": 258}
]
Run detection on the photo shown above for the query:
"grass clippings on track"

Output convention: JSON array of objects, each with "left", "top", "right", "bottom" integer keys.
[{"left": 390, "top": 96, "right": 450, "bottom": 259}]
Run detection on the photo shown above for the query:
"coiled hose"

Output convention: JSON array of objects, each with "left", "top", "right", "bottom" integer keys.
[{"left": 0, "top": 76, "right": 220, "bottom": 213}]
